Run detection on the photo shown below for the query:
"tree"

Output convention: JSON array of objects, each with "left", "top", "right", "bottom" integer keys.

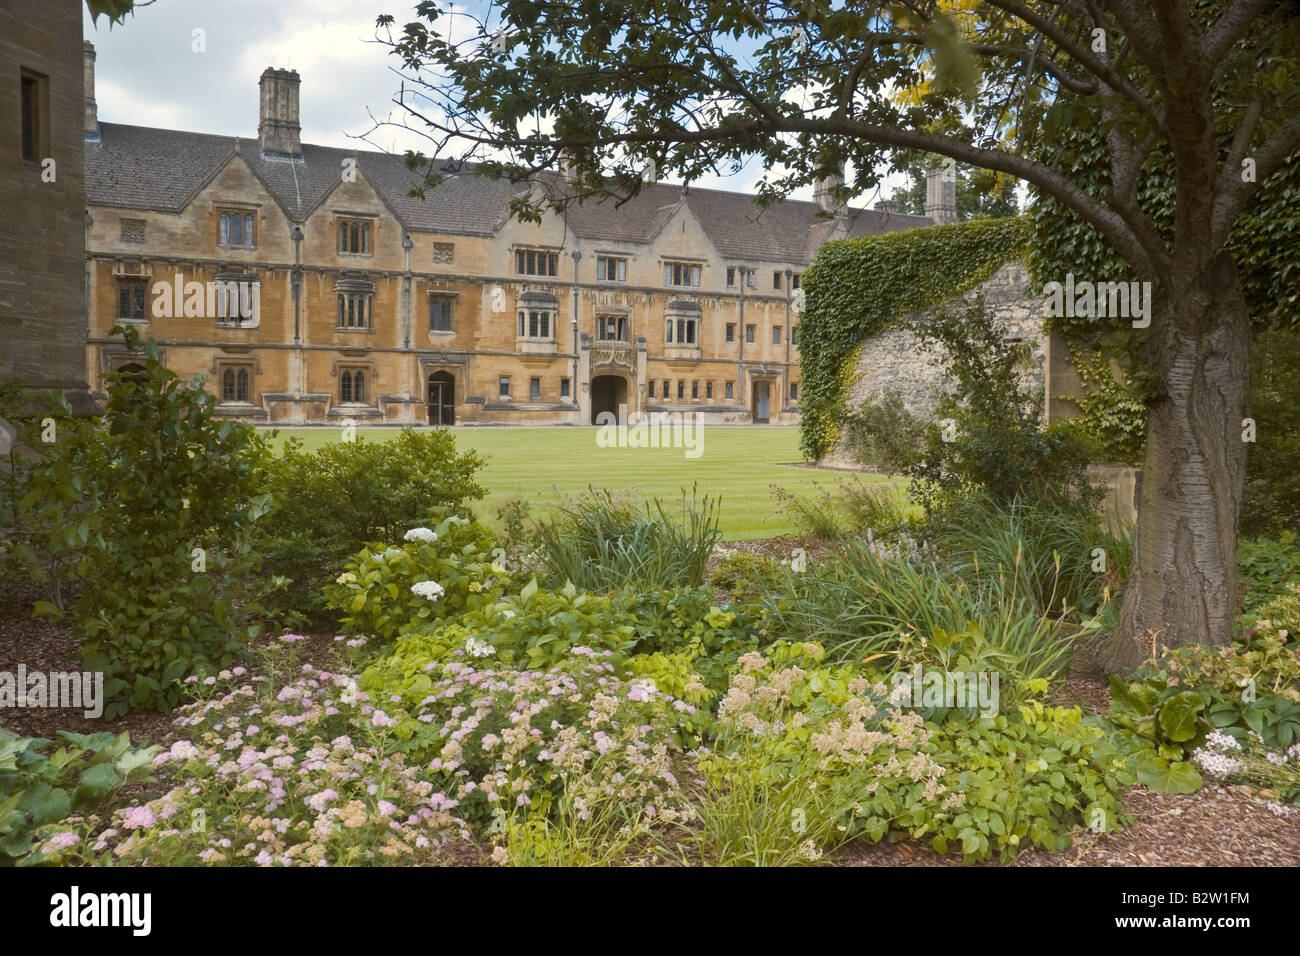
[{"left": 376, "top": 1, "right": 1300, "bottom": 672}]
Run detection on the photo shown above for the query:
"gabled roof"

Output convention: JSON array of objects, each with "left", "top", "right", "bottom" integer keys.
[{"left": 85, "top": 122, "right": 933, "bottom": 264}]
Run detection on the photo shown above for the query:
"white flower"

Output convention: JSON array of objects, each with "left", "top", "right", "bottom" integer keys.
[
  {"left": 334, "top": 571, "right": 357, "bottom": 585},
  {"left": 410, "top": 580, "right": 446, "bottom": 600},
  {"left": 404, "top": 527, "right": 438, "bottom": 544},
  {"left": 500, "top": 608, "right": 516, "bottom": 619},
  {"left": 465, "top": 637, "right": 495, "bottom": 658}
]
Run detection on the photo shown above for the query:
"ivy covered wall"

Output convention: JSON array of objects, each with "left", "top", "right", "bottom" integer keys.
[{"left": 798, "top": 217, "right": 1031, "bottom": 460}]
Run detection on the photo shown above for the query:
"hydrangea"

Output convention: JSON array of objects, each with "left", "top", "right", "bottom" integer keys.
[
  {"left": 411, "top": 580, "right": 446, "bottom": 601},
  {"left": 465, "top": 637, "right": 495, "bottom": 658},
  {"left": 404, "top": 527, "right": 439, "bottom": 544}
]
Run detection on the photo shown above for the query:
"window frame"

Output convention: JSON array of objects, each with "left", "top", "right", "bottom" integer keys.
[
  {"left": 337, "top": 292, "right": 373, "bottom": 330},
  {"left": 515, "top": 248, "right": 559, "bottom": 277},
  {"left": 339, "top": 368, "right": 369, "bottom": 405},
  {"left": 596, "top": 256, "right": 627, "bottom": 282},
  {"left": 116, "top": 279, "right": 148, "bottom": 322},
  {"left": 219, "top": 210, "right": 256, "bottom": 249},
  {"left": 429, "top": 294, "right": 454, "bottom": 333},
  {"left": 338, "top": 219, "right": 373, "bottom": 256},
  {"left": 663, "top": 260, "right": 702, "bottom": 288}
]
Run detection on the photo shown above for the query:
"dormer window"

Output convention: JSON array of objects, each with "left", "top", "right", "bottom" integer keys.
[
  {"left": 219, "top": 211, "right": 255, "bottom": 248},
  {"left": 516, "top": 248, "right": 558, "bottom": 277},
  {"left": 338, "top": 219, "right": 372, "bottom": 255}
]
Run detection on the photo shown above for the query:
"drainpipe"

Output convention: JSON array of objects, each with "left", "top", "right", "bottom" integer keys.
[
  {"left": 291, "top": 225, "right": 304, "bottom": 399},
  {"left": 571, "top": 250, "right": 581, "bottom": 420},
  {"left": 402, "top": 234, "right": 413, "bottom": 350},
  {"left": 737, "top": 265, "right": 749, "bottom": 410},
  {"left": 784, "top": 268, "right": 793, "bottom": 409}
]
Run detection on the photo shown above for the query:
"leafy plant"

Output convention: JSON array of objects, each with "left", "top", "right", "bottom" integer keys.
[
  {"left": 533, "top": 487, "right": 721, "bottom": 591},
  {"left": 1237, "top": 532, "right": 1300, "bottom": 613},
  {"left": 0, "top": 731, "right": 156, "bottom": 865},
  {"left": 325, "top": 513, "right": 506, "bottom": 646},
  {"left": 2, "top": 328, "right": 278, "bottom": 715},
  {"left": 840, "top": 390, "right": 926, "bottom": 475},
  {"left": 260, "top": 429, "right": 486, "bottom": 620}
]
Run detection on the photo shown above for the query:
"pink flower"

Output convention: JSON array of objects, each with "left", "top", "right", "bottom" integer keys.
[
  {"left": 121, "top": 805, "right": 157, "bottom": 830},
  {"left": 377, "top": 800, "right": 399, "bottom": 817},
  {"left": 372, "top": 710, "right": 396, "bottom": 728}
]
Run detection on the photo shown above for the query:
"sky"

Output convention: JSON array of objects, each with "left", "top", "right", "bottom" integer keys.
[{"left": 83, "top": 0, "right": 910, "bottom": 203}]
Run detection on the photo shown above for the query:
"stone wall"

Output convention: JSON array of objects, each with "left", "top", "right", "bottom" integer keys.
[
  {"left": 0, "top": 2, "right": 95, "bottom": 413},
  {"left": 823, "top": 259, "right": 1044, "bottom": 468}
]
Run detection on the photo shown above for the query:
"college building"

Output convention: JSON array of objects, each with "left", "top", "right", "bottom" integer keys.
[{"left": 76, "top": 50, "right": 946, "bottom": 426}]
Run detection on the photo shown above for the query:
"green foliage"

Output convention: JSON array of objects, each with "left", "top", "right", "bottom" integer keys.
[
  {"left": 1030, "top": 131, "right": 1300, "bottom": 341},
  {"left": 711, "top": 550, "right": 790, "bottom": 603},
  {"left": 1, "top": 329, "right": 277, "bottom": 715},
  {"left": 533, "top": 488, "right": 721, "bottom": 591},
  {"left": 929, "top": 494, "right": 1132, "bottom": 620},
  {"left": 1108, "top": 622, "right": 1300, "bottom": 793},
  {"left": 1243, "top": 330, "right": 1300, "bottom": 537},
  {"left": 886, "top": 161, "right": 1022, "bottom": 221},
  {"left": 1255, "top": 584, "right": 1300, "bottom": 635},
  {"left": 1237, "top": 532, "right": 1300, "bottom": 613},
  {"left": 324, "top": 513, "right": 507, "bottom": 646},
  {"left": 840, "top": 390, "right": 927, "bottom": 475},
  {"left": 1054, "top": 348, "right": 1147, "bottom": 466},
  {"left": 772, "top": 478, "right": 915, "bottom": 544},
  {"left": 261, "top": 429, "right": 486, "bottom": 620},
  {"left": 696, "top": 643, "right": 1129, "bottom": 864},
  {"left": 622, "top": 586, "right": 761, "bottom": 694},
  {"left": 908, "top": 298, "right": 1098, "bottom": 514},
  {"left": 0, "top": 731, "right": 156, "bottom": 865},
  {"left": 798, "top": 217, "right": 1031, "bottom": 460}
]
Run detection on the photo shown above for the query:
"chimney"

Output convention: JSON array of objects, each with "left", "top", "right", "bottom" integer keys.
[
  {"left": 258, "top": 68, "right": 302, "bottom": 158},
  {"left": 813, "top": 162, "right": 845, "bottom": 216},
  {"left": 874, "top": 198, "right": 898, "bottom": 214},
  {"left": 925, "top": 165, "right": 957, "bottom": 224},
  {"left": 83, "top": 42, "right": 98, "bottom": 140}
]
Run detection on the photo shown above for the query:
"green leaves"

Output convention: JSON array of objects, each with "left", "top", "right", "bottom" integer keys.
[
  {"left": 1134, "top": 758, "right": 1203, "bottom": 795},
  {"left": 1157, "top": 691, "right": 1208, "bottom": 743}
]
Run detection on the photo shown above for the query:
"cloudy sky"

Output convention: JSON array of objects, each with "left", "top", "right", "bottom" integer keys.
[{"left": 84, "top": 0, "right": 916, "bottom": 202}]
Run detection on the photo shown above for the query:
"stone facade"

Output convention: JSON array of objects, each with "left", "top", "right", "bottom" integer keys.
[
  {"left": 82, "top": 59, "right": 935, "bottom": 427},
  {"left": 0, "top": 1, "right": 95, "bottom": 413}
]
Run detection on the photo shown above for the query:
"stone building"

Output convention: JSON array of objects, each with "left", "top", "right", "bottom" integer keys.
[
  {"left": 0, "top": 0, "right": 96, "bottom": 415},
  {"left": 82, "top": 56, "right": 936, "bottom": 426}
]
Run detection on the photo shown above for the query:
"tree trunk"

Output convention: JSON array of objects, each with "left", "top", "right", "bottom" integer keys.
[{"left": 1096, "top": 259, "right": 1251, "bottom": 674}]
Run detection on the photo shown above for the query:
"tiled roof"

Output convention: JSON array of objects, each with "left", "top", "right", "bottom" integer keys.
[{"left": 86, "top": 122, "right": 932, "bottom": 264}]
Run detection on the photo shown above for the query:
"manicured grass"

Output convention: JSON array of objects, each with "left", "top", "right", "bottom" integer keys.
[{"left": 264, "top": 425, "right": 892, "bottom": 540}]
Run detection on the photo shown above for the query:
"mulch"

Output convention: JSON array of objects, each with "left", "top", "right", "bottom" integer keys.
[{"left": 3, "top": 566, "right": 1298, "bottom": 867}]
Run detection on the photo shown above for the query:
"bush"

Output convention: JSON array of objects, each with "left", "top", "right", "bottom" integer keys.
[
  {"left": 696, "top": 642, "right": 1129, "bottom": 864},
  {"left": 841, "top": 390, "right": 926, "bottom": 475},
  {"left": 1, "top": 731, "right": 156, "bottom": 865},
  {"left": 1242, "top": 330, "right": 1300, "bottom": 537},
  {"left": 324, "top": 513, "right": 506, "bottom": 647},
  {"left": 1108, "top": 622, "right": 1300, "bottom": 795},
  {"left": 771, "top": 478, "right": 913, "bottom": 543},
  {"left": 1237, "top": 532, "right": 1300, "bottom": 614},
  {"left": 1, "top": 330, "right": 278, "bottom": 715},
  {"left": 261, "top": 429, "right": 486, "bottom": 620},
  {"left": 711, "top": 550, "right": 790, "bottom": 602},
  {"left": 908, "top": 298, "right": 1099, "bottom": 515},
  {"left": 760, "top": 539, "right": 1079, "bottom": 697},
  {"left": 533, "top": 488, "right": 721, "bottom": 591},
  {"left": 928, "top": 494, "right": 1132, "bottom": 619}
]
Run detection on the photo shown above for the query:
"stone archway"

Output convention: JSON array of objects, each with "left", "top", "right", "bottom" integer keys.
[
  {"left": 427, "top": 370, "right": 455, "bottom": 426},
  {"left": 590, "top": 374, "right": 628, "bottom": 424}
]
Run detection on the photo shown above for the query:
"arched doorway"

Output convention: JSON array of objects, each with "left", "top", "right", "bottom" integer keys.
[
  {"left": 590, "top": 374, "right": 628, "bottom": 424},
  {"left": 427, "top": 371, "right": 455, "bottom": 426},
  {"left": 751, "top": 380, "right": 771, "bottom": 423}
]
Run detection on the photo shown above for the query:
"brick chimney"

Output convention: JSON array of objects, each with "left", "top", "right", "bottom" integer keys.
[
  {"left": 258, "top": 67, "right": 301, "bottom": 158},
  {"left": 925, "top": 165, "right": 957, "bottom": 224},
  {"left": 83, "top": 42, "right": 98, "bottom": 140}
]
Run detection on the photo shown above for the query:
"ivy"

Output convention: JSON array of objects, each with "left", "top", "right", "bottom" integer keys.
[
  {"left": 1055, "top": 347, "right": 1148, "bottom": 467},
  {"left": 798, "top": 217, "right": 1031, "bottom": 460}
]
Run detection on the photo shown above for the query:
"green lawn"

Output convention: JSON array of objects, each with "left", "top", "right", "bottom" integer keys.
[{"left": 265, "top": 425, "right": 892, "bottom": 540}]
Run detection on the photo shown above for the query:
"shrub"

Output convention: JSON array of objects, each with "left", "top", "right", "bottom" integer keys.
[
  {"left": 1242, "top": 330, "right": 1300, "bottom": 537},
  {"left": 533, "top": 488, "right": 721, "bottom": 591},
  {"left": 324, "top": 513, "right": 506, "bottom": 646},
  {"left": 1, "top": 330, "right": 277, "bottom": 715},
  {"left": 760, "top": 539, "right": 1078, "bottom": 695},
  {"left": 1237, "top": 532, "right": 1300, "bottom": 614},
  {"left": 772, "top": 478, "right": 915, "bottom": 543},
  {"left": 840, "top": 390, "right": 926, "bottom": 475},
  {"left": 1108, "top": 622, "right": 1300, "bottom": 794},
  {"left": 1, "top": 731, "right": 156, "bottom": 865},
  {"left": 711, "top": 550, "right": 790, "bottom": 602},
  {"left": 261, "top": 429, "right": 486, "bottom": 620},
  {"left": 908, "top": 298, "right": 1099, "bottom": 515},
  {"left": 695, "top": 642, "right": 1128, "bottom": 864}
]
